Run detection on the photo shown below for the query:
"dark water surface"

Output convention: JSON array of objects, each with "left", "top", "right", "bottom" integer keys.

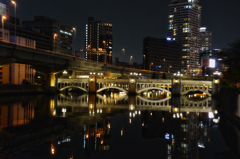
[{"left": 0, "top": 93, "right": 239, "bottom": 159}]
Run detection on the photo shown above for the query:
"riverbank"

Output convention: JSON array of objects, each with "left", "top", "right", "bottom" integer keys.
[{"left": 0, "top": 85, "right": 57, "bottom": 96}]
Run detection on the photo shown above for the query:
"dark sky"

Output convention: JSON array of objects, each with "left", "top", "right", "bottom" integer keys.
[{"left": 8, "top": 0, "right": 240, "bottom": 64}]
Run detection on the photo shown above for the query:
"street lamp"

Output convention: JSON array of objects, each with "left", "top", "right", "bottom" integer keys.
[
  {"left": 122, "top": 48, "right": 125, "bottom": 67},
  {"left": 53, "top": 34, "right": 57, "bottom": 52},
  {"left": 143, "top": 55, "right": 146, "bottom": 70},
  {"left": 130, "top": 56, "right": 133, "bottom": 65},
  {"left": 163, "top": 59, "right": 166, "bottom": 73},
  {"left": 1, "top": 16, "right": 6, "bottom": 41},
  {"left": 73, "top": 27, "right": 76, "bottom": 56},
  {"left": 168, "top": 66, "right": 172, "bottom": 73},
  {"left": 150, "top": 63, "right": 153, "bottom": 71},
  {"left": 12, "top": 1, "right": 16, "bottom": 43}
]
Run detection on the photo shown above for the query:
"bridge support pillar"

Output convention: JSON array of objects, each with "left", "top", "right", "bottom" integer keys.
[
  {"left": 172, "top": 78, "right": 181, "bottom": 96},
  {"left": 212, "top": 79, "right": 219, "bottom": 96},
  {"left": 128, "top": 78, "right": 136, "bottom": 95},
  {"left": 89, "top": 76, "right": 96, "bottom": 93},
  {"left": 50, "top": 73, "right": 57, "bottom": 87}
]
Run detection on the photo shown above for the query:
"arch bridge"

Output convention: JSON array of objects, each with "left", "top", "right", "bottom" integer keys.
[{"left": 57, "top": 78, "right": 218, "bottom": 96}]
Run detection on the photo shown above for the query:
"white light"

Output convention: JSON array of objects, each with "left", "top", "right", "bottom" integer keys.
[
  {"left": 165, "top": 133, "right": 170, "bottom": 139},
  {"left": 209, "top": 59, "right": 216, "bottom": 68},
  {"left": 208, "top": 112, "right": 214, "bottom": 119},
  {"left": 63, "top": 70, "right": 67, "bottom": 74}
]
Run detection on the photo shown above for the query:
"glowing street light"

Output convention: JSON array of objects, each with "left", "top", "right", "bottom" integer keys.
[
  {"left": 122, "top": 48, "right": 125, "bottom": 67},
  {"left": 53, "top": 34, "right": 57, "bottom": 52},
  {"left": 73, "top": 27, "right": 76, "bottom": 56},
  {"left": 1, "top": 16, "right": 6, "bottom": 40},
  {"left": 130, "top": 56, "right": 133, "bottom": 65},
  {"left": 12, "top": 1, "right": 17, "bottom": 43}
]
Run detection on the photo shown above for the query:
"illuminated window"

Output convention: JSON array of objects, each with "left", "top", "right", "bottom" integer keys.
[
  {"left": 169, "top": 20, "right": 173, "bottom": 23},
  {"left": 169, "top": 15, "right": 174, "bottom": 18},
  {"left": 174, "top": 8, "right": 177, "bottom": 12},
  {"left": 183, "top": 44, "right": 190, "bottom": 47}
]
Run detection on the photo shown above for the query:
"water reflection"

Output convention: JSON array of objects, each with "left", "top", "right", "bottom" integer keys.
[{"left": 0, "top": 93, "right": 229, "bottom": 159}]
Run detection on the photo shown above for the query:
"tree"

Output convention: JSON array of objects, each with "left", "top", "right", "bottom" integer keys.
[
  {"left": 219, "top": 38, "right": 240, "bottom": 86},
  {"left": 152, "top": 72, "right": 156, "bottom": 79},
  {"left": 162, "top": 73, "right": 166, "bottom": 79}
]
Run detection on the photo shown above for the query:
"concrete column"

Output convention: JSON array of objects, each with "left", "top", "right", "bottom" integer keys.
[
  {"left": 212, "top": 79, "right": 219, "bottom": 96},
  {"left": 172, "top": 78, "right": 181, "bottom": 96},
  {"left": 128, "top": 78, "right": 136, "bottom": 94},
  {"left": 89, "top": 76, "right": 96, "bottom": 93}
]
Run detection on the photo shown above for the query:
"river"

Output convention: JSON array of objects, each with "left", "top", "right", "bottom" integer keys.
[{"left": 0, "top": 91, "right": 239, "bottom": 159}]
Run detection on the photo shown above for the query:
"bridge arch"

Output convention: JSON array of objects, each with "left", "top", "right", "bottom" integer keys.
[
  {"left": 59, "top": 86, "right": 88, "bottom": 92},
  {"left": 137, "top": 87, "right": 171, "bottom": 94},
  {"left": 96, "top": 86, "right": 128, "bottom": 93}
]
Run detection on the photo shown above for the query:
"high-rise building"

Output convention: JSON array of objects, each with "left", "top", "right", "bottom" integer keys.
[
  {"left": 199, "top": 27, "right": 212, "bottom": 53},
  {"left": 143, "top": 37, "right": 181, "bottom": 73},
  {"left": 22, "top": 16, "right": 73, "bottom": 55},
  {"left": 85, "top": 17, "right": 113, "bottom": 64},
  {"left": 168, "top": 0, "right": 201, "bottom": 73}
]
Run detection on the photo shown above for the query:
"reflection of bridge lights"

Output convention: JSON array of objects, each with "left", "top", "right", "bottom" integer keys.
[
  {"left": 121, "top": 129, "right": 123, "bottom": 136},
  {"left": 142, "top": 123, "right": 144, "bottom": 126},
  {"left": 129, "top": 112, "right": 132, "bottom": 117},
  {"left": 173, "top": 114, "right": 176, "bottom": 118},
  {"left": 138, "top": 111, "right": 141, "bottom": 115},
  {"left": 133, "top": 113, "right": 135, "bottom": 117},
  {"left": 129, "top": 119, "right": 131, "bottom": 123},
  {"left": 62, "top": 108, "right": 66, "bottom": 113},
  {"left": 100, "top": 109, "right": 102, "bottom": 113},
  {"left": 214, "top": 110, "right": 218, "bottom": 114},
  {"left": 97, "top": 109, "right": 99, "bottom": 113},
  {"left": 150, "top": 112, "right": 152, "bottom": 116}
]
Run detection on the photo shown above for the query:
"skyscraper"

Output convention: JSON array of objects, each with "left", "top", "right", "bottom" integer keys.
[
  {"left": 168, "top": 0, "right": 201, "bottom": 73},
  {"left": 85, "top": 17, "right": 113, "bottom": 64},
  {"left": 199, "top": 27, "right": 212, "bottom": 53}
]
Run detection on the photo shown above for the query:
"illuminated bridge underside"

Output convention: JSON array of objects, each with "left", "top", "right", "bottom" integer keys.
[
  {"left": 59, "top": 86, "right": 88, "bottom": 92},
  {"left": 137, "top": 87, "right": 171, "bottom": 94},
  {"left": 181, "top": 80, "right": 212, "bottom": 96},
  {"left": 96, "top": 86, "right": 128, "bottom": 93}
]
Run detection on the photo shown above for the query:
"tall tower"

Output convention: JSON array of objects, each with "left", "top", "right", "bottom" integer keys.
[
  {"left": 199, "top": 27, "right": 212, "bottom": 53},
  {"left": 85, "top": 17, "right": 113, "bottom": 64},
  {"left": 168, "top": 0, "right": 201, "bottom": 73}
]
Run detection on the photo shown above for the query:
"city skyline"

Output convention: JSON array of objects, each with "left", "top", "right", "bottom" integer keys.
[{"left": 6, "top": 0, "right": 240, "bottom": 63}]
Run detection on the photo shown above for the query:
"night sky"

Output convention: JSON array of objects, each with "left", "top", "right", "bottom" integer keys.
[{"left": 7, "top": 0, "right": 240, "bottom": 64}]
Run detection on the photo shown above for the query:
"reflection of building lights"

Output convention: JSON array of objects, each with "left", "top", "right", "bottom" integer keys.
[
  {"left": 208, "top": 112, "right": 214, "bottom": 119},
  {"left": 121, "top": 129, "right": 123, "bottom": 136},
  {"left": 86, "top": 134, "right": 89, "bottom": 138},
  {"left": 138, "top": 111, "right": 141, "bottom": 114},
  {"left": 142, "top": 123, "right": 144, "bottom": 126},
  {"left": 129, "top": 118, "right": 131, "bottom": 123},
  {"left": 101, "top": 140, "right": 103, "bottom": 144},
  {"left": 173, "top": 114, "right": 176, "bottom": 118},
  {"left": 51, "top": 144, "right": 55, "bottom": 154},
  {"left": 129, "top": 112, "right": 132, "bottom": 117},
  {"left": 133, "top": 113, "right": 135, "bottom": 117},
  {"left": 150, "top": 112, "right": 152, "bottom": 116}
]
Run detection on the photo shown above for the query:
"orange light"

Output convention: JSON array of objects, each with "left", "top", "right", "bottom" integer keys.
[
  {"left": 2, "top": 16, "right": 6, "bottom": 20},
  {"left": 11, "top": 1, "right": 16, "bottom": 4}
]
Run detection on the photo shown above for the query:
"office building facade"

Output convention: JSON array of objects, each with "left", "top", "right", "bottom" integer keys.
[
  {"left": 168, "top": 0, "right": 201, "bottom": 73},
  {"left": 199, "top": 27, "right": 212, "bottom": 53},
  {"left": 85, "top": 17, "right": 113, "bottom": 64},
  {"left": 22, "top": 16, "right": 73, "bottom": 55},
  {"left": 143, "top": 37, "right": 181, "bottom": 73}
]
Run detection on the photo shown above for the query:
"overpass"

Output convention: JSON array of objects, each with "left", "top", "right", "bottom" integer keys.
[{"left": 0, "top": 40, "right": 156, "bottom": 79}]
